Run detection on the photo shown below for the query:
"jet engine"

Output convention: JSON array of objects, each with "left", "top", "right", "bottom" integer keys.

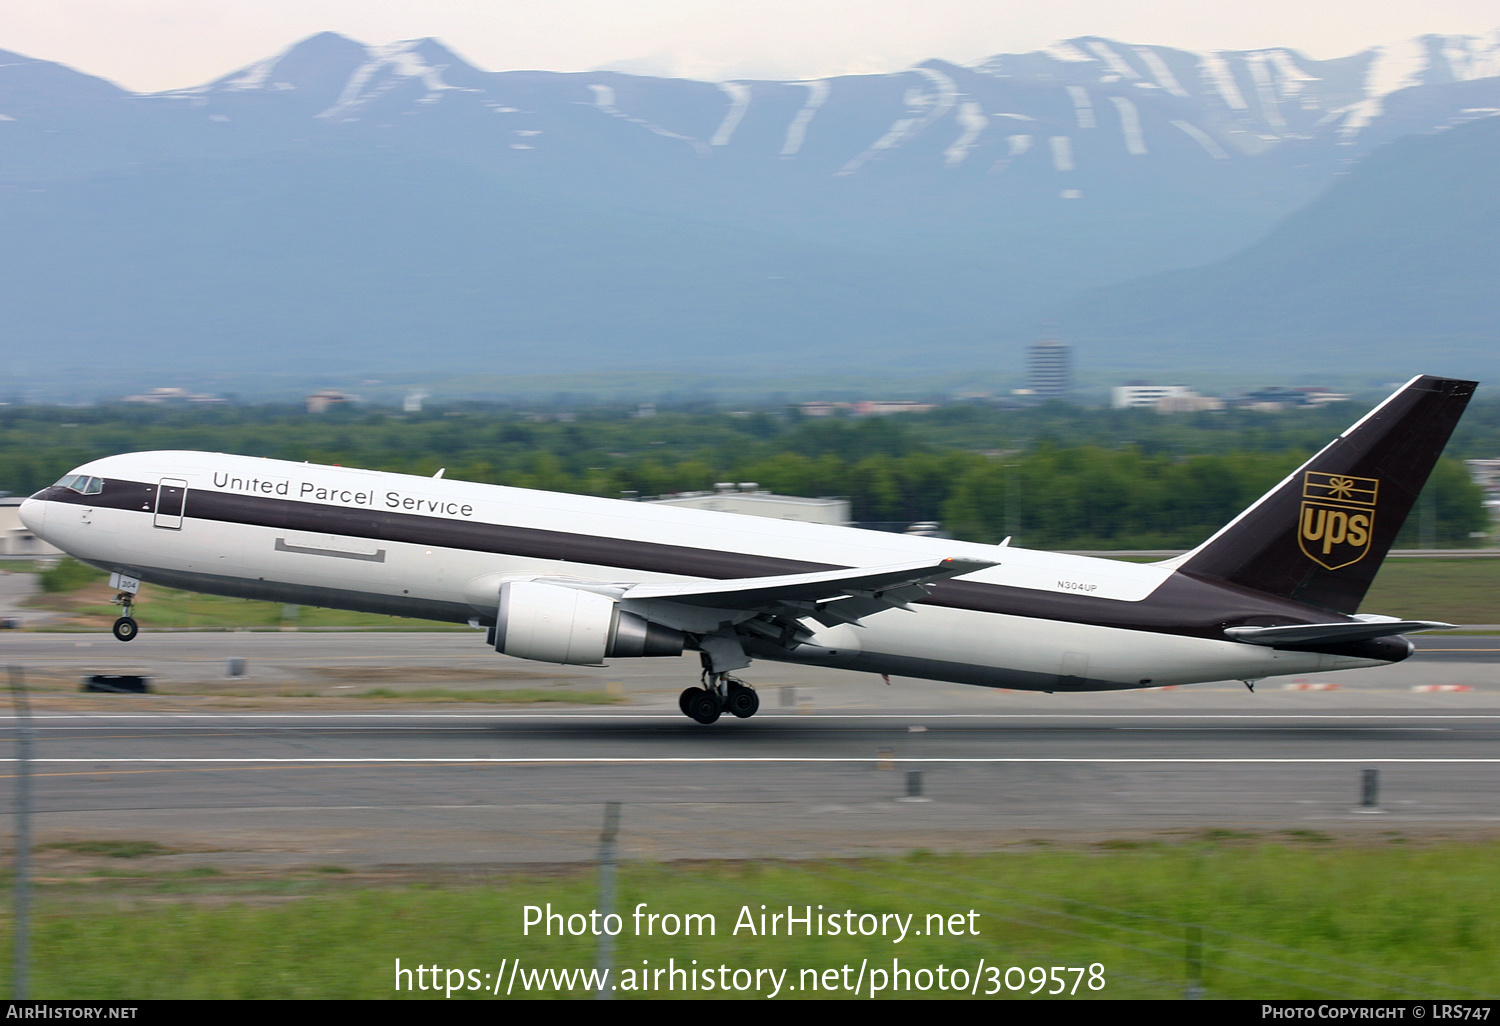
[{"left": 493, "top": 581, "right": 685, "bottom": 665}]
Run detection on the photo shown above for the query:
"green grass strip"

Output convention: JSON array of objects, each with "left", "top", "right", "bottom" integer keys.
[{"left": 5, "top": 838, "right": 1498, "bottom": 998}]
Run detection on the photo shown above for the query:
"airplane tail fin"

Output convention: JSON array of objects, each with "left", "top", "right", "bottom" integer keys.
[{"left": 1166, "top": 375, "right": 1477, "bottom": 614}]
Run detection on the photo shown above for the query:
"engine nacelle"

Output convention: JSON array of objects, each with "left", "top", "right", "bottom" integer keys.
[{"left": 494, "top": 581, "right": 685, "bottom": 665}]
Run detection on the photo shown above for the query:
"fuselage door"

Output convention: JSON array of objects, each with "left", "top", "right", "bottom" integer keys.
[
  {"left": 1058, "top": 651, "right": 1090, "bottom": 690},
  {"left": 154, "top": 478, "right": 188, "bottom": 530}
]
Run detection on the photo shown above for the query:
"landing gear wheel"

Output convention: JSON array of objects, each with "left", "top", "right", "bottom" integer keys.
[
  {"left": 679, "top": 687, "right": 702, "bottom": 717},
  {"left": 726, "top": 684, "right": 759, "bottom": 719},
  {"left": 686, "top": 690, "right": 723, "bottom": 725},
  {"left": 112, "top": 616, "right": 138, "bottom": 642}
]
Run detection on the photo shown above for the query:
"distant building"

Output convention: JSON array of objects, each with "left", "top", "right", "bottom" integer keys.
[
  {"left": 306, "top": 390, "right": 350, "bottom": 414},
  {"left": 1026, "top": 339, "right": 1070, "bottom": 399},
  {"left": 1155, "top": 392, "right": 1225, "bottom": 414},
  {"left": 403, "top": 391, "right": 428, "bottom": 413},
  {"left": 0, "top": 497, "right": 60, "bottom": 556},
  {"left": 797, "top": 400, "right": 934, "bottom": 417},
  {"left": 1297, "top": 387, "right": 1351, "bottom": 406},
  {"left": 1467, "top": 459, "right": 1500, "bottom": 495},
  {"left": 121, "top": 387, "right": 223, "bottom": 404},
  {"left": 1112, "top": 384, "right": 1191, "bottom": 409},
  {"left": 644, "top": 483, "right": 851, "bottom": 526},
  {"left": 1467, "top": 459, "right": 1500, "bottom": 540},
  {"left": 1112, "top": 385, "right": 1223, "bottom": 413},
  {"left": 852, "top": 400, "right": 934, "bottom": 416},
  {"left": 1232, "top": 386, "right": 1350, "bottom": 410}
]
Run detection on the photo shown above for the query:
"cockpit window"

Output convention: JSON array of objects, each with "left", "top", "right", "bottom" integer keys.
[{"left": 52, "top": 475, "right": 103, "bottom": 494}]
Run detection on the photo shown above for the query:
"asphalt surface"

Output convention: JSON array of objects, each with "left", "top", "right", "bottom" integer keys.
[{"left": 0, "top": 631, "right": 1497, "bottom": 866}]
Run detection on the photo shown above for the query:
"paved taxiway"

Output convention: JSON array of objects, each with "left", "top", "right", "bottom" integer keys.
[{"left": 1, "top": 631, "right": 1497, "bottom": 865}]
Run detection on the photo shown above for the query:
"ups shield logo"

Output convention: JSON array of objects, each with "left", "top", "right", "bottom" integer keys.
[{"left": 1299, "top": 472, "right": 1378, "bottom": 570}]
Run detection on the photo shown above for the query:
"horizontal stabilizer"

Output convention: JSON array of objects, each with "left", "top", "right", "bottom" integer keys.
[{"left": 1225, "top": 619, "right": 1454, "bottom": 647}]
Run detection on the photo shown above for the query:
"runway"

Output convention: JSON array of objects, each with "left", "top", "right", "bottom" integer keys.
[{"left": 2, "top": 632, "right": 1498, "bottom": 866}]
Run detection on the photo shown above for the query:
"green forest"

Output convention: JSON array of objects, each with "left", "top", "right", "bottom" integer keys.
[{"left": 0, "top": 398, "right": 1491, "bottom": 549}]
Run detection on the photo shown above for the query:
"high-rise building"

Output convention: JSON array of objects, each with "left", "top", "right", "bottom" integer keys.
[{"left": 1026, "top": 338, "right": 1070, "bottom": 399}]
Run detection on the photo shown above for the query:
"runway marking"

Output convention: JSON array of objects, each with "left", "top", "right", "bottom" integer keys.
[
  {"left": 6, "top": 713, "right": 1500, "bottom": 723},
  {"left": 29, "top": 804, "right": 521, "bottom": 812},
  {"left": 1, "top": 763, "right": 511, "bottom": 780},
  {"left": 8, "top": 757, "right": 1500, "bottom": 766},
  {"left": 1113, "top": 726, "right": 1453, "bottom": 732}
]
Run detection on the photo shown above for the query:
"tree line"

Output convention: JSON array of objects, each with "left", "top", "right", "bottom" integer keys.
[{"left": 0, "top": 400, "right": 1488, "bottom": 549}]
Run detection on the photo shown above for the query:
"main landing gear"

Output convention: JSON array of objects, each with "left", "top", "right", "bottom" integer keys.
[
  {"left": 112, "top": 592, "right": 139, "bottom": 642},
  {"left": 678, "top": 671, "right": 760, "bottom": 724}
]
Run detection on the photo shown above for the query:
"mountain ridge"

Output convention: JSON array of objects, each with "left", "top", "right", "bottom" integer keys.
[
  {"left": 0, "top": 29, "right": 1496, "bottom": 393},
  {"left": 1062, "top": 113, "right": 1500, "bottom": 376}
]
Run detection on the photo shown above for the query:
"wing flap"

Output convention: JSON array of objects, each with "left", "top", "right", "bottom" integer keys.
[{"left": 620, "top": 557, "right": 992, "bottom": 608}]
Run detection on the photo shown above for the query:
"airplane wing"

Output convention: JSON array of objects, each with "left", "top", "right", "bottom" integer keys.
[
  {"left": 1224, "top": 619, "right": 1454, "bottom": 647},
  {"left": 614, "top": 556, "right": 995, "bottom": 629}
]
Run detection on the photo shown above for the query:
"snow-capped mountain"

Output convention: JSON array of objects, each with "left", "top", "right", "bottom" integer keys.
[
  {"left": 0, "top": 30, "right": 1495, "bottom": 389},
  {"left": 4, "top": 30, "right": 1495, "bottom": 200},
  {"left": 110, "top": 30, "right": 1500, "bottom": 184},
  {"left": 974, "top": 33, "right": 1500, "bottom": 152}
]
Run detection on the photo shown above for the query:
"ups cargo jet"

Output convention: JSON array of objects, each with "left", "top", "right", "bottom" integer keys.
[{"left": 17, "top": 375, "right": 1476, "bottom": 723}]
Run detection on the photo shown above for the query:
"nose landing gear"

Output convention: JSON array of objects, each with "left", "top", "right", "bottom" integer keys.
[
  {"left": 679, "top": 671, "right": 759, "bottom": 724},
  {"left": 111, "top": 592, "right": 139, "bottom": 642}
]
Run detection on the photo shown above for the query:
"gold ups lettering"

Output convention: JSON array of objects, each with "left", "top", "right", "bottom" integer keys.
[{"left": 1299, "top": 472, "right": 1378, "bottom": 570}]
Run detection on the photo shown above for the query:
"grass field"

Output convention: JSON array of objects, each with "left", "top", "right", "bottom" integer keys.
[
  {"left": 1361, "top": 557, "right": 1500, "bottom": 625},
  {"left": 7, "top": 833, "right": 1498, "bottom": 999}
]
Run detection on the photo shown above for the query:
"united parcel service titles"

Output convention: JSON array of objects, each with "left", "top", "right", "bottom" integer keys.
[{"left": 211, "top": 471, "right": 475, "bottom": 518}]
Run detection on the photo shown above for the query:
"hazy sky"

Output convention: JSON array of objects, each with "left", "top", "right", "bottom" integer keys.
[{"left": 3, "top": 1, "right": 1497, "bottom": 92}]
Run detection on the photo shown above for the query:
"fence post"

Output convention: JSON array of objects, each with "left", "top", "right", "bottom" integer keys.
[
  {"left": 594, "top": 802, "right": 621, "bottom": 1000},
  {"left": 1184, "top": 924, "right": 1204, "bottom": 999},
  {"left": 10, "top": 666, "right": 31, "bottom": 1000}
]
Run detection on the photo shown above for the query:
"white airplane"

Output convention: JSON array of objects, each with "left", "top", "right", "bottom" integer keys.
[{"left": 18, "top": 375, "right": 1475, "bottom": 723}]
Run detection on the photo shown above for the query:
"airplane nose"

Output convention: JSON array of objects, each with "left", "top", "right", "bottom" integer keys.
[{"left": 18, "top": 497, "right": 44, "bottom": 533}]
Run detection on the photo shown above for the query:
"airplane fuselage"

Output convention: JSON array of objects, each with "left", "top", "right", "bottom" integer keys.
[{"left": 20, "top": 450, "right": 1399, "bottom": 693}]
